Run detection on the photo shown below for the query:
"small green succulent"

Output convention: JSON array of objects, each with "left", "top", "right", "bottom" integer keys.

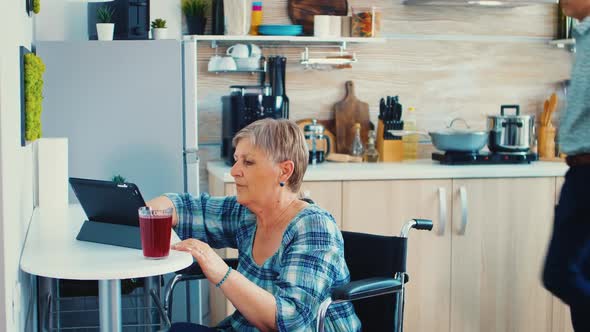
[
  {"left": 112, "top": 175, "right": 126, "bottom": 184},
  {"left": 151, "top": 18, "right": 167, "bottom": 29},
  {"left": 97, "top": 5, "right": 115, "bottom": 24},
  {"left": 182, "top": 0, "right": 209, "bottom": 17}
]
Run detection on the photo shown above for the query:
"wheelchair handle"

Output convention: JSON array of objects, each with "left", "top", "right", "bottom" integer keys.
[
  {"left": 401, "top": 219, "right": 433, "bottom": 237},
  {"left": 413, "top": 219, "right": 433, "bottom": 231}
]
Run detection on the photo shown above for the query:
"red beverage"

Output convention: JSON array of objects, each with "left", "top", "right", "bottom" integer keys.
[{"left": 139, "top": 209, "right": 172, "bottom": 259}]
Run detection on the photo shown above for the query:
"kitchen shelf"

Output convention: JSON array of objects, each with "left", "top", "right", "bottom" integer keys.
[
  {"left": 184, "top": 35, "right": 386, "bottom": 49},
  {"left": 401, "top": 0, "right": 557, "bottom": 6},
  {"left": 209, "top": 69, "right": 265, "bottom": 74}
]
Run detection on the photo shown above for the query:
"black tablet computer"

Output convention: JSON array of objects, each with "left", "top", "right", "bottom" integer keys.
[{"left": 69, "top": 177, "right": 147, "bottom": 249}]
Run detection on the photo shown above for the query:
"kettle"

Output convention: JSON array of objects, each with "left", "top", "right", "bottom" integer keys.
[{"left": 303, "top": 119, "right": 331, "bottom": 164}]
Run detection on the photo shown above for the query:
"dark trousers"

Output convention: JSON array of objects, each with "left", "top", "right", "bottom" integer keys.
[{"left": 543, "top": 165, "right": 590, "bottom": 331}]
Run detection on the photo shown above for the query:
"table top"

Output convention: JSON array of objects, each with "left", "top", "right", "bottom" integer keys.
[{"left": 20, "top": 205, "right": 193, "bottom": 280}]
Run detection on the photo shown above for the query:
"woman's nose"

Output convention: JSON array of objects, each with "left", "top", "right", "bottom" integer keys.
[{"left": 230, "top": 161, "right": 241, "bottom": 177}]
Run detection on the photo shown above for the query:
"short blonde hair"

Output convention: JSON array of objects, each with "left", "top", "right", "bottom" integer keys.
[{"left": 233, "top": 119, "right": 308, "bottom": 192}]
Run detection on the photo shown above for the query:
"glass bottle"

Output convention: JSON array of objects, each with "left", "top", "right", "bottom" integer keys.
[
  {"left": 402, "top": 106, "right": 419, "bottom": 160},
  {"left": 249, "top": 2, "right": 263, "bottom": 35},
  {"left": 364, "top": 130, "right": 379, "bottom": 162},
  {"left": 351, "top": 123, "right": 364, "bottom": 157}
]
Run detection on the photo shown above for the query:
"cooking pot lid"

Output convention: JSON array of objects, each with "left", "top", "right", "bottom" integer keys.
[{"left": 430, "top": 129, "right": 488, "bottom": 136}]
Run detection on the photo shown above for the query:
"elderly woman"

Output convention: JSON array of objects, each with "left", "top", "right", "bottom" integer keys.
[{"left": 148, "top": 119, "right": 360, "bottom": 332}]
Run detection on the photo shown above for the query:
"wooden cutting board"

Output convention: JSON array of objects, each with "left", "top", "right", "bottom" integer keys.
[
  {"left": 288, "top": 0, "right": 348, "bottom": 36},
  {"left": 334, "top": 81, "right": 370, "bottom": 154}
]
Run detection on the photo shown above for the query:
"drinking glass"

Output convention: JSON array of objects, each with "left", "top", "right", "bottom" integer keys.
[{"left": 138, "top": 207, "right": 173, "bottom": 259}]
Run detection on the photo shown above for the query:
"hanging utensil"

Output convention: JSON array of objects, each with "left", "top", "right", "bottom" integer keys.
[{"left": 280, "top": 56, "right": 289, "bottom": 119}]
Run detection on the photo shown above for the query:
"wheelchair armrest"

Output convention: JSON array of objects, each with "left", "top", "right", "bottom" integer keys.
[
  {"left": 331, "top": 277, "right": 404, "bottom": 302},
  {"left": 174, "top": 258, "right": 239, "bottom": 277}
]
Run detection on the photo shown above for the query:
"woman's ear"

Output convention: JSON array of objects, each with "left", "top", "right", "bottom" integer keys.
[{"left": 278, "top": 160, "right": 295, "bottom": 184}]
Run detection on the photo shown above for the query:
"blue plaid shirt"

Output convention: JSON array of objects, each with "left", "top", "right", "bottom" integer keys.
[{"left": 165, "top": 193, "right": 361, "bottom": 332}]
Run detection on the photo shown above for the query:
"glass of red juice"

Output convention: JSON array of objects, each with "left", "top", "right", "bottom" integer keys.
[{"left": 138, "top": 207, "right": 173, "bottom": 259}]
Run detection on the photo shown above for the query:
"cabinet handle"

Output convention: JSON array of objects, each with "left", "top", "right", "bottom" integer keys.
[
  {"left": 458, "top": 186, "right": 468, "bottom": 235},
  {"left": 438, "top": 187, "right": 447, "bottom": 236}
]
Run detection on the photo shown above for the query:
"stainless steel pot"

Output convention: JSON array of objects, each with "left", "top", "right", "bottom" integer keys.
[
  {"left": 487, "top": 105, "right": 534, "bottom": 153},
  {"left": 390, "top": 118, "right": 488, "bottom": 153}
]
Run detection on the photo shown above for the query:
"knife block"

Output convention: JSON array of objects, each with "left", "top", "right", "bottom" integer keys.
[{"left": 377, "top": 120, "right": 404, "bottom": 162}]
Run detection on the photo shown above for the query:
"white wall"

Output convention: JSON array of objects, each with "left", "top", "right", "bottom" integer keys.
[
  {"left": 35, "top": 0, "right": 183, "bottom": 41},
  {"left": 0, "top": 0, "right": 36, "bottom": 331}
]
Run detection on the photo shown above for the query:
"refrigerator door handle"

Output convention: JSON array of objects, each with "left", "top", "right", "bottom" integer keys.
[{"left": 184, "top": 148, "right": 199, "bottom": 164}]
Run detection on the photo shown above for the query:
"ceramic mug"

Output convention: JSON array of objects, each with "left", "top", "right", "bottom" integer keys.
[
  {"left": 227, "top": 44, "right": 261, "bottom": 58},
  {"left": 208, "top": 55, "right": 223, "bottom": 71},
  {"left": 217, "top": 56, "right": 237, "bottom": 71}
]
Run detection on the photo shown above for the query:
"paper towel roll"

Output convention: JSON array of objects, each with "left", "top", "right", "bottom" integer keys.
[{"left": 35, "top": 138, "right": 68, "bottom": 209}]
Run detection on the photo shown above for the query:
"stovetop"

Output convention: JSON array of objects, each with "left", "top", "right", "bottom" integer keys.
[{"left": 432, "top": 151, "right": 538, "bottom": 165}]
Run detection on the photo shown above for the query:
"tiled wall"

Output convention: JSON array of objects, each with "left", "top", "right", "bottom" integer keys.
[{"left": 196, "top": 0, "right": 572, "bottom": 192}]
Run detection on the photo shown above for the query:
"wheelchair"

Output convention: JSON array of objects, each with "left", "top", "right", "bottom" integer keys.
[{"left": 151, "top": 218, "right": 433, "bottom": 331}]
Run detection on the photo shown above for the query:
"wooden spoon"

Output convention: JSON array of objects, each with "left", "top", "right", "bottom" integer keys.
[
  {"left": 546, "top": 93, "right": 558, "bottom": 126},
  {"left": 542, "top": 99, "right": 549, "bottom": 126}
]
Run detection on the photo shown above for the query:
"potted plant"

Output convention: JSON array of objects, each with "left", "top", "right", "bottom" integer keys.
[
  {"left": 96, "top": 5, "right": 115, "bottom": 41},
  {"left": 151, "top": 18, "right": 168, "bottom": 40},
  {"left": 182, "top": 0, "right": 209, "bottom": 35}
]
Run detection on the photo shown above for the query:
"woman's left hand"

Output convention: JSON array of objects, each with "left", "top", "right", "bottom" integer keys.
[{"left": 171, "top": 239, "right": 229, "bottom": 284}]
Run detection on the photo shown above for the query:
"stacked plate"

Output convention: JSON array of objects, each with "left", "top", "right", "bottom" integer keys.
[{"left": 258, "top": 25, "right": 303, "bottom": 36}]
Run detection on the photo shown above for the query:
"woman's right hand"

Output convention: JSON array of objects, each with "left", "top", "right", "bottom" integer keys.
[{"left": 171, "top": 239, "right": 230, "bottom": 285}]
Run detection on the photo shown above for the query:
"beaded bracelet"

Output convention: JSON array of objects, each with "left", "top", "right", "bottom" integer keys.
[{"left": 216, "top": 266, "right": 232, "bottom": 288}]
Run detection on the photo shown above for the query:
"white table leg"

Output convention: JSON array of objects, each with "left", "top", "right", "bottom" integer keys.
[{"left": 99, "top": 279, "right": 122, "bottom": 332}]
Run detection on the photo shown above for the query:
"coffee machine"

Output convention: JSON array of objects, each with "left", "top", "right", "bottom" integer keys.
[
  {"left": 221, "top": 85, "right": 287, "bottom": 165},
  {"left": 221, "top": 56, "right": 289, "bottom": 165}
]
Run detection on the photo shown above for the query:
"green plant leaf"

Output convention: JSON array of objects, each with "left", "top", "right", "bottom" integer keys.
[
  {"left": 97, "top": 5, "right": 115, "bottom": 23},
  {"left": 32, "top": 0, "right": 40, "bottom": 14},
  {"left": 182, "top": 0, "right": 209, "bottom": 17},
  {"left": 24, "top": 53, "right": 45, "bottom": 142},
  {"left": 151, "top": 18, "right": 167, "bottom": 29}
]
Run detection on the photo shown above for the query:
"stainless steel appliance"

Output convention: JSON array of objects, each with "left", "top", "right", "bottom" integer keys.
[
  {"left": 487, "top": 105, "right": 534, "bottom": 153},
  {"left": 303, "top": 119, "right": 331, "bottom": 164}
]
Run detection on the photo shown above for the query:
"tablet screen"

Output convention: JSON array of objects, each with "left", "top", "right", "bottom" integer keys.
[{"left": 69, "top": 177, "right": 146, "bottom": 227}]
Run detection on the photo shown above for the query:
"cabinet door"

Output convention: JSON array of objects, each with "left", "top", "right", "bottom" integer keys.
[
  {"left": 343, "top": 179, "right": 452, "bottom": 332},
  {"left": 300, "top": 181, "right": 342, "bottom": 228},
  {"left": 551, "top": 176, "right": 574, "bottom": 332},
  {"left": 450, "top": 178, "right": 555, "bottom": 332}
]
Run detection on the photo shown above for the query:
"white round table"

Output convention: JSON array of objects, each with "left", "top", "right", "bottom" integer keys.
[{"left": 20, "top": 205, "right": 193, "bottom": 332}]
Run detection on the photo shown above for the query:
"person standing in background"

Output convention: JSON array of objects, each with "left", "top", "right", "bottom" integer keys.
[{"left": 542, "top": 0, "right": 590, "bottom": 331}]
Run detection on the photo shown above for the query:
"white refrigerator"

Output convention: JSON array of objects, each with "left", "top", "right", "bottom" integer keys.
[{"left": 37, "top": 40, "right": 206, "bottom": 325}]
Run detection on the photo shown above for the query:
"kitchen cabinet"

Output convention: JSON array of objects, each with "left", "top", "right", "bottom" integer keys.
[
  {"left": 342, "top": 178, "right": 558, "bottom": 332},
  {"left": 450, "top": 178, "right": 555, "bottom": 332},
  {"left": 206, "top": 169, "right": 566, "bottom": 331},
  {"left": 551, "top": 177, "right": 574, "bottom": 332},
  {"left": 342, "top": 180, "right": 453, "bottom": 332}
]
